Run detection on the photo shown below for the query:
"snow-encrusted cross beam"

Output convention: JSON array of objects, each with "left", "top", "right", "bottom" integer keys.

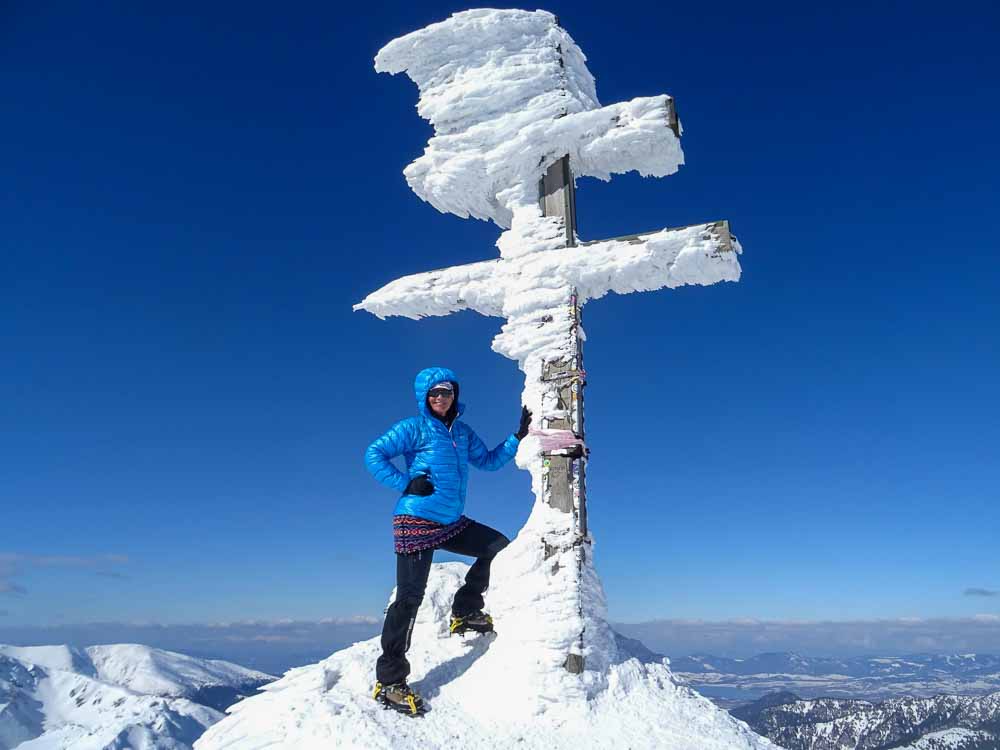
[{"left": 355, "top": 9, "right": 741, "bottom": 676}]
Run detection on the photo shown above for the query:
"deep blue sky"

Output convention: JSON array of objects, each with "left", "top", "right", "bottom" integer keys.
[{"left": 2, "top": 0, "right": 998, "bottom": 635}]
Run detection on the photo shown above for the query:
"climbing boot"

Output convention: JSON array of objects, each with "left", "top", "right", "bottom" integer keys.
[
  {"left": 449, "top": 610, "right": 494, "bottom": 636},
  {"left": 373, "top": 681, "right": 427, "bottom": 716}
]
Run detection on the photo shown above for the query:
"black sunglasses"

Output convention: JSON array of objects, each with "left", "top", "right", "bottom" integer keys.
[{"left": 428, "top": 389, "right": 454, "bottom": 398}]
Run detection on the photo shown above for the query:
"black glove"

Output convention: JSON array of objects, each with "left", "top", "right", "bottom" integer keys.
[
  {"left": 404, "top": 474, "right": 434, "bottom": 496},
  {"left": 515, "top": 406, "right": 532, "bottom": 440}
]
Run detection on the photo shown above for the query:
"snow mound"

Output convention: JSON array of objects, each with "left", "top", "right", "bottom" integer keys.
[{"left": 196, "top": 559, "right": 778, "bottom": 750}]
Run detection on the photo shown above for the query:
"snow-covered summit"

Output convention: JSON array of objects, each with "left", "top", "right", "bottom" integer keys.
[
  {"left": 0, "top": 643, "right": 273, "bottom": 749},
  {"left": 196, "top": 561, "right": 778, "bottom": 750}
]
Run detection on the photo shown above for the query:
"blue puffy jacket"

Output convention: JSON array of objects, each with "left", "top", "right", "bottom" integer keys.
[{"left": 365, "top": 366, "right": 520, "bottom": 524}]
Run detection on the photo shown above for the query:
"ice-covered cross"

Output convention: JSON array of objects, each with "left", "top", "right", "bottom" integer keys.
[{"left": 355, "top": 9, "right": 742, "bottom": 675}]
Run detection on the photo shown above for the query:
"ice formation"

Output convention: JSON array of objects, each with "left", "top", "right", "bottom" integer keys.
[{"left": 373, "top": 8, "right": 684, "bottom": 230}]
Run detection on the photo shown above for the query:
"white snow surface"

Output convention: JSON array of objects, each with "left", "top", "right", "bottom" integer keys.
[
  {"left": 375, "top": 8, "right": 683, "bottom": 230},
  {"left": 0, "top": 644, "right": 273, "bottom": 750},
  {"left": 196, "top": 557, "right": 778, "bottom": 750}
]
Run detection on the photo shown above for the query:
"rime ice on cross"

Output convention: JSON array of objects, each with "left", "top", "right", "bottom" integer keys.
[{"left": 355, "top": 9, "right": 742, "bottom": 675}]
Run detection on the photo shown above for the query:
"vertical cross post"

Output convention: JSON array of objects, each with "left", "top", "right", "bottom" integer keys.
[
  {"left": 539, "top": 156, "right": 588, "bottom": 674},
  {"left": 540, "top": 155, "right": 577, "bottom": 248}
]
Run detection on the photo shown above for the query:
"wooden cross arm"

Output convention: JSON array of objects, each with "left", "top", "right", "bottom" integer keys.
[
  {"left": 580, "top": 219, "right": 735, "bottom": 252},
  {"left": 546, "top": 95, "right": 684, "bottom": 185},
  {"left": 353, "top": 258, "right": 505, "bottom": 320},
  {"left": 545, "top": 220, "right": 741, "bottom": 301}
]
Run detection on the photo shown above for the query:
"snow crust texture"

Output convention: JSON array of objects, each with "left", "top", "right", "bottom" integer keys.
[
  {"left": 196, "top": 563, "right": 778, "bottom": 750},
  {"left": 374, "top": 8, "right": 683, "bottom": 229},
  {"left": 0, "top": 644, "right": 272, "bottom": 750},
  {"left": 355, "top": 224, "right": 739, "bottom": 324}
]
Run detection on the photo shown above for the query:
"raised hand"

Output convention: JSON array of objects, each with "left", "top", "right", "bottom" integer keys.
[{"left": 516, "top": 406, "right": 533, "bottom": 440}]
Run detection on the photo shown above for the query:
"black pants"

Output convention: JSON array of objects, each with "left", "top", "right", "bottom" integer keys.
[{"left": 375, "top": 520, "right": 509, "bottom": 685}]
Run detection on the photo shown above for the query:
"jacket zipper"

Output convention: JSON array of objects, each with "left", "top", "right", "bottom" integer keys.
[
  {"left": 448, "top": 422, "right": 462, "bottom": 496},
  {"left": 423, "top": 416, "right": 461, "bottom": 497}
]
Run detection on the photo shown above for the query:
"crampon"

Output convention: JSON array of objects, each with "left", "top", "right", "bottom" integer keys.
[
  {"left": 372, "top": 681, "right": 428, "bottom": 716},
  {"left": 449, "top": 610, "right": 495, "bottom": 636}
]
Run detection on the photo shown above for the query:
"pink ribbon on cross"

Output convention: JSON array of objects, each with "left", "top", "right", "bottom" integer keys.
[{"left": 528, "top": 427, "right": 586, "bottom": 453}]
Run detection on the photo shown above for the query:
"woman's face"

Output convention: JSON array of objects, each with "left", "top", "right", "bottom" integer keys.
[{"left": 427, "top": 387, "right": 454, "bottom": 417}]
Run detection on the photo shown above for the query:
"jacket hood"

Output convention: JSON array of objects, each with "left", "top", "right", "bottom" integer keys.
[{"left": 414, "top": 366, "right": 465, "bottom": 420}]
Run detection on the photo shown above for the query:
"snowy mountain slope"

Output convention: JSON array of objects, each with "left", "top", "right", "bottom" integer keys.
[
  {"left": 0, "top": 644, "right": 272, "bottom": 704},
  {"left": 196, "top": 562, "right": 780, "bottom": 750},
  {"left": 0, "top": 644, "right": 274, "bottom": 750},
  {"left": 16, "top": 667, "right": 220, "bottom": 750},
  {"left": 735, "top": 691, "right": 1000, "bottom": 750},
  {"left": 0, "top": 646, "right": 96, "bottom": 677},
  {"left": 896, "top": 728, "right": 998, "bottom": 749},
  {"left": 86, "top": 645, "right": 273, "bottom": 710},
  {"left": 0, "top": 655, "right": 44, "bottom": 749}
]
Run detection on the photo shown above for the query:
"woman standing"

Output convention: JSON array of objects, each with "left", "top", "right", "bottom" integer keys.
[{"left": 364, "top": 366, "right": 531, "bottom": 715}]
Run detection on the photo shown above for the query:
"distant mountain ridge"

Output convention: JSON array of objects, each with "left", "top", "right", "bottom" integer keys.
[
  {"left": 732, "top": 690, "right": 1000, "bottom": 750},
  {"left": 0, "top": 643, "right": 273, "bottom": 750},
  {"left": 675, "top": 652, "right": 1000, "bottom": 679}
]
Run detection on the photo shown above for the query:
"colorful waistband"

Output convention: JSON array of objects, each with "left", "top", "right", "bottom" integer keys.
[{"left": 393, "top": 514, "right": 471, "bottom": 554}]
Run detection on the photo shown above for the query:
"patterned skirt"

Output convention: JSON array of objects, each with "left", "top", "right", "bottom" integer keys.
[{"left": 392, "top": 514, "right": 472, "bottom": 554}]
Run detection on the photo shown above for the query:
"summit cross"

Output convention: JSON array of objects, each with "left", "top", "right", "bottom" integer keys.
[{"left": 355, "top": 9, "right": 742, "bottom": 675}]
